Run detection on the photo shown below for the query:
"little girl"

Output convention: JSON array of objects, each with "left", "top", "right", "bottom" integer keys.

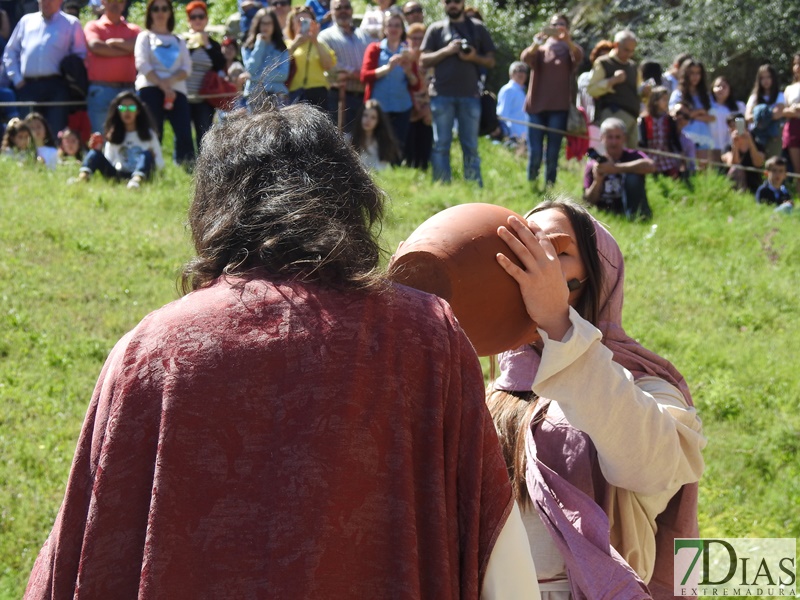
[
  {"left": 352, "top": 99, "right": 399, "bottom": 171},
  {"left": 710, "top": 76, "right": 746, "bottom": 164},
  {"left": 669, "top": 59, "right": 714, "bottom": 167},
  {"left": 24, "top": 112, "right": 58, "bottom": 169},
  {"left": 77, "top": 91, "right": 165, "bottom": 189},
  {"left": 638, "top": 86, "right": 685, "bottom": 178},
  {"left": 746, "top": 64, "right": 786, "bottom": 159},
  {"left": 57, "top": 128, "right": 85, "bottom": 162},
  {"left": 1, "top": 118, "right": 36, "bottom": 161}
]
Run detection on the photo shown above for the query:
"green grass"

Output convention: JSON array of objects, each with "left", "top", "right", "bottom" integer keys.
[{"left": 1, "top": 137, "right": 798, "bottom": 597}]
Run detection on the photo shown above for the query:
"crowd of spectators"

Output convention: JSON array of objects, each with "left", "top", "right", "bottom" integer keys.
[{"left": 0, "top": 0, "right": 798, "bottom": 209}]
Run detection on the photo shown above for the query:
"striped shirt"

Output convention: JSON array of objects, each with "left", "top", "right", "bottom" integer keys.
[{"left": 186, "top": 47, "right": 213, "bottom": 102}]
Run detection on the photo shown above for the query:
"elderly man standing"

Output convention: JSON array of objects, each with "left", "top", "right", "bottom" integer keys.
[
  {"left": 587, "top": 29, "right": 647, "bottom": 147},
  {"left": 83, "top": 0, "right": 140, "bottom": 133},
  {"left": 421, "top": 0, "right": 495, "bottom": 186},
  {"left": 318, "top": 0, "right": 370, "bottom": 134},
  {"left": 3, "top": 0, "right": 86, "bottom": 133},
  {"left": 584, "top": 117, "right": 656, "bottom": 220}
]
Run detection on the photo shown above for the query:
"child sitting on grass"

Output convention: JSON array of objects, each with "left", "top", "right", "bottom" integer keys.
[
  {"left": 24, "top": 112, "right": 58, "bottom": 169},
  {"left": 57, "top": 128, "right": 85, "bottom": 163},
  {"left": 76, "top": 91, "right": 164, "bottom": 189},
  {"left": 755, "top": 156, "right": 793, "bottom": 213},
  {"left": 1, "top": 118, "right": 36, "bottom": 162},
  {"left": 352, "top": 99, "right": 400, "bottom": 172}
]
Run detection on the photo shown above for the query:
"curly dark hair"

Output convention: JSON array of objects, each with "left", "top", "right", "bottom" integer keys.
[{"left": 181, "top": 103, "right": 387, "bottom": 293}]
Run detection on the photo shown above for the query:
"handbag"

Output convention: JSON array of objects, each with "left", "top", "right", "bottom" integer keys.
[{"left": 199, "top": 70, "right": 238, "bottom": 110}]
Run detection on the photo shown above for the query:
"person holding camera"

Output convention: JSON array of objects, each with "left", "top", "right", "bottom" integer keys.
[
  {"left": 584, "top": 117, "right": 656, "bottom": 220},
  {"left": 520, "top": 13, "right": 583, "bottom": 188},
  {"left": 360, "top": 10, "right": 420, "bottom": 159},
  {"left": 722, "top": 112, "right": 765, "bottom": 193},
  {"left": 285, "top": 6, "right": 336, "bottom": 109},
  {"left": 420, "top": 0, "right": 495, "bottom": 186}
]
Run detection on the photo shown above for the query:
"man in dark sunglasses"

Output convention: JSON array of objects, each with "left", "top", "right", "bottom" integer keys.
[
  {"left": 402, "top": 0, "right": 423, "bottom": 25},
  {"left": 420, "top": 0, "right": 495, "bottom": 186}
]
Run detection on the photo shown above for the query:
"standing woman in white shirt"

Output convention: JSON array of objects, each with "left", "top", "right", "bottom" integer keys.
[
  {"left": 135, "top": 0, "right": 194, "bottom": 166},
  {"left": 487, "top": 198, "right": 706, "bottom": 599},
  {"left": 781, "top": 53, "right": 800, "bottom": 195},
  {"left": 709, "top": 76, "right": 746, "bottom": 165}
]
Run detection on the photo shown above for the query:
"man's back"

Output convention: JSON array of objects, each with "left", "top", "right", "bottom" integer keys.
[{"left": 24, "top": 275, "right": 512, "bottom": 599}]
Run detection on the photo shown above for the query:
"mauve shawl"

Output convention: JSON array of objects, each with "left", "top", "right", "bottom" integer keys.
[
  {"left": 25, "top": 275, "right": 513, "bottom": 600},
  {"left": 496, "top": 219, "right": 698, "bottom": 600}
]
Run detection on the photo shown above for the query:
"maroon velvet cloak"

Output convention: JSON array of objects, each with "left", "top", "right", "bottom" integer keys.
[{"left": 25, "top": 275, "right": 513, "bottom": 599}]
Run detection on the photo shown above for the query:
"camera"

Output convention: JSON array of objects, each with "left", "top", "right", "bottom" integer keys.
[
  {"left": 541, "top": 26, "right": 560, "bottom": 37},
  {"left": 586, "top": 147, "right": 608, "bottom": 163},
  {"left": 300, "top": 18, "right": 310, "bottom": 35},
  {"left": 460, "top": 38, "right": 470, "bottom": 53},
  {"left": 735, "top": 117, "right": 745, "bottom": 135}
]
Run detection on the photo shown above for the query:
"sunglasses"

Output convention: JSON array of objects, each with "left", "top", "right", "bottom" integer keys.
[
  {"left": 272, "top": 0, "right": 290, "bottom": 5},
  {"left": 677, "top": 112, "right": 690, "bottom": 119},
  {"left": 444, "top": 0, "right": 462, "bottom": 5},
  {"left": 188, "top": 12, "right": 206, "bottom": 19},
  {"left": 150, "top": 4, "right": 171, "bottom": 12},
  {"left": 334, "top": 4, "right": 352, "bottom": 9},
  {"left": 117, "top": 104, "right": 138, "bottom": 112},
  {"left": 403, "top": 6, "right": 422, "bottom": 14}
]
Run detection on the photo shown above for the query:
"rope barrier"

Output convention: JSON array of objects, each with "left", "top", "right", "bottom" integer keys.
[
  {"left": 1, "top": 92, "right": 795, "bottom": 181},
  {"left": 0, "top": 90, "right": 237, "bottom": 108},
  {"left": 501, "top": 115, "right": 800, "bottom": 180}
]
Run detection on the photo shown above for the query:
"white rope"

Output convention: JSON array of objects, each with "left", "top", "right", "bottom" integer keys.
[{"left": 500, "top": 114, "right": 800, "bottom": 180}]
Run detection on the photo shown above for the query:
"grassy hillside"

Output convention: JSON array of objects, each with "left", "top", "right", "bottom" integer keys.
[{"left": 0, "top": 138, "right": 798, "bottom": 597}]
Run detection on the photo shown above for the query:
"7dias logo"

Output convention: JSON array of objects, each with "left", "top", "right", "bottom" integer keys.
[{"left": 674, "top": 538, "right": 796, "bottom": 597}]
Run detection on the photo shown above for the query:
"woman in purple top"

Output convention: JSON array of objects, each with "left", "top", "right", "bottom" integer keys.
[{"left": 520, "top": 14, "right": 583, "bottom": 187}]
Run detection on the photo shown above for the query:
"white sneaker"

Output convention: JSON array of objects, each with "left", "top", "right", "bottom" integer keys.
[{"left": 127, "top": 177, "right": 141, "bottom": 190}]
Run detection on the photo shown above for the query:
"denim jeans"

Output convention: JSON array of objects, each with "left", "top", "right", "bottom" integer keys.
[
  {"left": 527, "top": 110, "right": 567, "bottom": 185},
  {"left": 0, "top": 86, "right": 19, "bottom": 122},
  {"left": 87, "top": 83, "right": 134, "bottom": 134},
  {"left": 138, "top": 87, "right": 195, "bottom": 165},
  {"left": 190, "top": 100, "right": 215, "bottom": 152},
  {"left": 430, "top": 95, "right": 482, "bottom": 186},
  {"left": 327, "top": 89, "right": 364, "bottom": 136},
  {"left": 621, "top": 173, "right": 652, "bottom": 220},
  {"left": 18, "top": 76, "right": 70, "bottom": 134},
  {"left": 386, "top": 108, "right": 411, "bottom": 162},
  {"left": 81, "top": 148, "right": 155, "bottom": 180}
]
